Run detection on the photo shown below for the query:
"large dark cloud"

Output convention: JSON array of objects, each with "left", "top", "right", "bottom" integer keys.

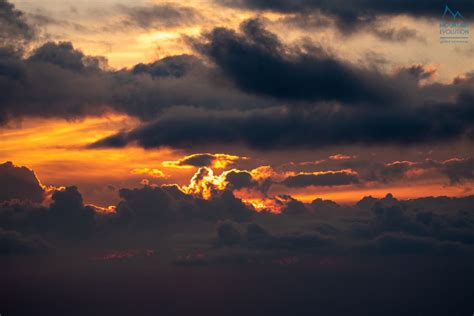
[
  {"left": 193, "top": 18, "right": 396, "bottom": 104},
  {"left": 90, "top": 96, "right": 474, "bottom": 150},
  {"left": 89, "top": 20, "right": 474, "bottom": 150},
  {"left": 0, "top": 162, "right": 44, "bottom": 203},
  {"left": 220, "top": 0, "right": 474, "bottom": 31}
]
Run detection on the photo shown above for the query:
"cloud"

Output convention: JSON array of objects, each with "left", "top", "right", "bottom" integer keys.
[
  {"left": 131, "top": 168, "right": 166, "bottom": 178},
  {"left": 28, "top": 41, "right": 107, "bottom": 72},
  {"left": 360, "top": 232, "right": 469, "bottom": 255},
  {"left": 440, "top": 158, "right": 474, "bottom": 184},
  {"left": 48, "top": 186, "right": 97, "bottom": 238},
  {"left": 0, "top": 228, "right": 52, "bottom": 255},
  {"left": 0, "top": 162, "right": 473, "bottom": 262},
  {"left": 131, "top": 54, "right": 203, "bottom": 78},
  {"left": 120, "top": 3, "right": 202, "bottom": 29},
  {"left": 216, "top": 220, "right": 243, "bottom": 246},
  {"left": 163, "top": 153, "right": 245, "bottom": 168},
  {"left": 0, "top": 36, "right": 269, "bottom": 125},
  {"left": 0, "top": 161, "right": 45, "bottom": 203},
  {"left": 224, "top": 170, "right": 257, "bottom": 190},
  {"left": 88, "top": 21, "right": 474, "bottom": 151},
  {"left": 0, "top": 0, "right": 35, "bottom": 50},
  {"left": 115, "top": 183, "right": 254, "bottom": 227},
  {"left": 329, "top": 154, "right": 356, "bottom": 161},
  {"left": 1, "top": 10, "right": 473, "bottom": 153},
  {"left": 216, "top": 221, "right": 334, "bottom": 250},
  {"left": 282, "top": 170, "right": 359, "bottom": 188},
  {"left": 193, "top": 18, "right": 396, "bottom": 104},
  {"left": 219, "top": 0, "right": 474, "bottom": 31},
  {"left": 88, "top": 98, "right": 474, "bottom": 150}
]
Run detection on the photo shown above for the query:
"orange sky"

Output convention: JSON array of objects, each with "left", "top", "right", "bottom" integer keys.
[{"left": 1, "top": 115, "right": 472, "bottom": 208}]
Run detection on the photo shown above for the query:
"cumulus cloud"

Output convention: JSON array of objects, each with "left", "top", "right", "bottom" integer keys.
[
  {"left": 0, "top": 161, "right": 44, "bottom": 203},
  {"left": 0, "top": 162, "right": 473, "bottom": 261}
]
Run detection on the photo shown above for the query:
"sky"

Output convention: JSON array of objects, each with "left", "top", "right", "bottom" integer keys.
[
  {"left": 1, "top": 1, "right": 474, "bottom": 315},
  {"left": 1, "top": 0, "right": 473, "bottom": 208}
]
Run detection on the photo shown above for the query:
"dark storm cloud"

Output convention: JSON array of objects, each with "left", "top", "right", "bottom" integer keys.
[
  {"left": 89, "top": 95, "right": 474, "bottom": 150},
  {"left": 219, "top": 0, "right": 474, "bottom": 31},
  {"left": 193, "top": 18, "right": 397, "bottom": 104},
  {"left": 120, "top": 3, "right": 202, "bottom": 29},
  {"left": 0, "top": 162, "right": 44, "bottom": 203},
  {"left": 89, "top": 20, "right": 474, "bottom": 150},
  {"left": 281, "top": 171, "right": 359, "bottom": 188}
]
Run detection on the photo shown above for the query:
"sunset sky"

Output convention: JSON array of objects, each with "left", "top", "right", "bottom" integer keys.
[
  {"left": 1, "top": 1, "right": 474, "bottom": 315},
  {"left": 1, "top": 0, "right": 474, "bottom": 209}
]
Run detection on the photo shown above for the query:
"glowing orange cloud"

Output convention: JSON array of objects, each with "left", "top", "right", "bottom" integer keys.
[
  {"left": 131, "top": 168, "right": 166, "bottom": 178},
  {"left": 329, "top": 154, "right": 356, "bottom": 160},
  {"left": 182, "top": 167, "right": 229, "bottom": 199}
]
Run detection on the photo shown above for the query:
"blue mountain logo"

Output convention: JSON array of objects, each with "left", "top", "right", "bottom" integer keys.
[{"left": 442, "top": 4, "right": 464, "bottom": 20}]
